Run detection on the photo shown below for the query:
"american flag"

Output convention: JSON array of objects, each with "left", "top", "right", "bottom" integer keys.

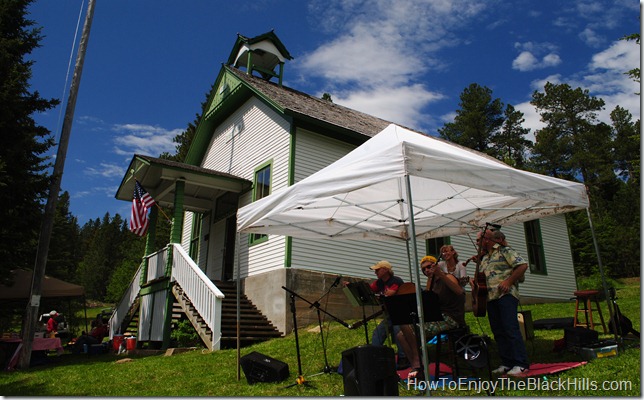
[{"left": 130, "top": 181, "right": 155, "bottom": 236}]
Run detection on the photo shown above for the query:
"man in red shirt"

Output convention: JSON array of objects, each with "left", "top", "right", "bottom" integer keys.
[
  {"left": 368, "top": 260, "right": 407, "bottom": 368},
  {"left": 46, "top": 311, "right": 59, "bottom": 338}
]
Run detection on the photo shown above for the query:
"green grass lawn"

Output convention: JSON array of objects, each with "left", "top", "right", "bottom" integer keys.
[{"left": 0, "top": 279, "right": 639, "bottom": 396}]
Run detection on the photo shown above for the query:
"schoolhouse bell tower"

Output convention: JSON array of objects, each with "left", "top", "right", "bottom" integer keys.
[{"left": 225, "top": 30, "right": 293, "bottom": 86}]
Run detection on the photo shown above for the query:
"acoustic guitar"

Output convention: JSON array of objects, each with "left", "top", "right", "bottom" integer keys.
[{"left": 469, "top": 255, "right": 488, "bottom": 317}]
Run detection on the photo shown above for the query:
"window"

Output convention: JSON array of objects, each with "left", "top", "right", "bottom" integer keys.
[
  {"left": 426, "top": 237, "right": 449, "bottom": 258},
  {"left": 524, "top": 219, "right": 546, "bottom": 274},
  {"left": 189, "top": 214, "right": 203, "bottom": 260},
  {"left": 250, "top": 162, "right": 272, "bottom": 245}
]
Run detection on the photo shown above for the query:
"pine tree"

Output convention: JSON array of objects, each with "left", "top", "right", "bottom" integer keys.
[
  {"left": 0, "top": 0, "right": 59, "bottom": 284},
  {"left": 437, "top": 83, "right": 504, "bottom": 156}
]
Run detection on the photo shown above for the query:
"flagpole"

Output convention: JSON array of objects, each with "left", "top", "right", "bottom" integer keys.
[{"left": 19, "top": 0, "right": 96, "bottom": 369}]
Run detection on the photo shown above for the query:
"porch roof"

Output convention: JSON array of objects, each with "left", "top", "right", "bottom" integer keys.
[{"left": 115, "top": 155, "right": 252, "bottom": 213}]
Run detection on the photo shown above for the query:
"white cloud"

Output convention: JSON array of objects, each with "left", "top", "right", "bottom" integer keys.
[
  {"left": 112, "top": 123, "right": 182, "bottom": 156},
  {"left": 333, "top": 84, "right": 445, "bottom": 128},
  {"left": 84, "top": 163, "right": 125, "bottom": 179},
  {"left": 298, "top": 0, "right": 491, "bottom": 130},
  {"left": 579, "top": 27, "right": 603, "bottom": 47},
  {"left": 518, "top": 40, "right": 639, "bottom": 141},
  {"left": 512, "top": 51, "right": 539, "bottom": 71},
  {"left": 529, "top": 74, "right": 563, "bottom": 91},
  {"left": 514, "top": 101, "right": 544, "bottom": 142},
  {"left": 585, "top": 40, "right": 640, "bottom": 121},
  {"left": 512, "top": 42, "right": 561, "bottom": 71}
]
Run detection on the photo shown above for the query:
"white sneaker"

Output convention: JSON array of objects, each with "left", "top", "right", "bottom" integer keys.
[
  {"left": 492, "top": 365, "right": 510, "bottom": 374},
  {"left": 506, "top": 366, "right": 528, "bottom": 376}
]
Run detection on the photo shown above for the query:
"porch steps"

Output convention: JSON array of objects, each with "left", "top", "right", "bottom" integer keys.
[
  {"left": 171, "top": 284, "right": 215, "bottom": 350},
  {"left": 213, "top": 281, "right": 283, "bottom": 349}
]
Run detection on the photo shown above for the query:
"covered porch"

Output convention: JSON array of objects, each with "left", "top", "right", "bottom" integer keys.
[{"left": 110, "top": 155, "right": 258, "bottom": 350}]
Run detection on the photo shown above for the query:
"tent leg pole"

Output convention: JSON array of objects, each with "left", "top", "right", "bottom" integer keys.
[
  {"left": 585, "top": 208, "right": 620, "bottom": 346},
  {"left": 405, "top": 175, "right": 430, "bottom": 396},
  {"left": 235, "top": 232, "right": 241, "bottom": 381},
  {"left": 405, "top": 240, "right": 414, "bottom": 283}
]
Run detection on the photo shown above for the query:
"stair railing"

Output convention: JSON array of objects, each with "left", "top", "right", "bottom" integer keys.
[
  {"left": 170, "top": 243, "right": 225, "bottom": 350},
  {"left": 108, "top": 259, "right": 144, "bottom": 339}
]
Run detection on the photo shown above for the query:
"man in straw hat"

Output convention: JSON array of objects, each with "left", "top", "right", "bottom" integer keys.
[{"left": 368, "top": 260, "right": 409, "bottom": 369}]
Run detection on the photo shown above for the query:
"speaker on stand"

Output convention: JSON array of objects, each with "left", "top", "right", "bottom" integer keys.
[{"left": 341, "top": 344, "right": 399, "bottom": 396}]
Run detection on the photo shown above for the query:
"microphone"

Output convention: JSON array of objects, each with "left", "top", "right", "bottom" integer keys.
[{"left": 332, "top": 275, "right": 342, "bottom": 287}]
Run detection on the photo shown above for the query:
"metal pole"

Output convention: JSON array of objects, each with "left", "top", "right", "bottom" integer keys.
[
  {"left": 235, "top": 232, "right": 241, "bottom": 381},
  {"left": 585, "top": 208, "right": 619, "bottom": 345},
  {"left": 19, "top": 0, "right": 95, "bottom": 369},
  {"left": 405, "top": 175, "right": 430, "bottom": 396}
]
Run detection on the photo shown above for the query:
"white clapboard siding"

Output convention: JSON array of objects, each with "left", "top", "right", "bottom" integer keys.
[
  {"left": 293, "top": 128, "right": 356, "bottom": 179},
  {"left": 289, "top": 129, "right": 426, "bottom": 282},
  {"left": 201, "top": 97, "right": 291, "bottom": 277}
]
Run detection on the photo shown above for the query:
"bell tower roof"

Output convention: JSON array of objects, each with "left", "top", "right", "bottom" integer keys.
[{"left": 226, "top": 30, "right": 293, "bottom": 85}]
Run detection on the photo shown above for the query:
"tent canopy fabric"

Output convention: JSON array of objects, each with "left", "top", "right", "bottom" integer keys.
[
  {"left": 237, "top": 124, "right": 589, "bottom": 239},
  {"left": 0, "top": 269, "right": 85, "bottom": 300}
]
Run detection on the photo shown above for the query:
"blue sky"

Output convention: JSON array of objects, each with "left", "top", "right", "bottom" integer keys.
[{"left": 27, "top": 0, "right": 640, "bottom": 224}]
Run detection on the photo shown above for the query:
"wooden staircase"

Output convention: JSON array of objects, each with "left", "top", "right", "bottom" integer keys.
[
  {"left": 215, "top": 281, "right": 283, "bottom": 349},
  {"left": 171, "top": 281, "right": 282, "bottom": 350}
]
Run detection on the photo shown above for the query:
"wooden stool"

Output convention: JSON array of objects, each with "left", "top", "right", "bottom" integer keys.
[{"left": 572, "top": 290, "right": 607, "bottom": 333}]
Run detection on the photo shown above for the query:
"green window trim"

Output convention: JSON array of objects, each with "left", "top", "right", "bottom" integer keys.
[
  {"left": 249, "top": 159, "right": 273, "bottom": 246},
  {"left": 425, "top": 237, "right": 450, "bottom": 258},
  {"left": 524, "top": 219, "right": 547, "bottom": 275},
  {"left": 189, "top": 213, "right": 203, "bottom": 261}
]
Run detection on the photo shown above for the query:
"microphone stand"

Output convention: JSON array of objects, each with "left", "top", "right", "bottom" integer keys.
[
  {"left": 290, "top": 283, "right": 349, "bottom": 376},
  {"left": 309, "top": 279, "right": 342, "bottom": 375},
  {"left": 282, "top": 286, "right": 315, "bottom": 389}
]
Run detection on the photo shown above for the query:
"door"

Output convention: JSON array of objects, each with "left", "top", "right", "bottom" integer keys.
[{"left": 222, "top": 215, "right": 237, "bottom": 281}]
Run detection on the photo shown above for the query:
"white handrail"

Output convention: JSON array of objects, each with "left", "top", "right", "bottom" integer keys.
[
  {"left": 108, "top": 259, "right": 144, "bottom": 339},
  {"left": 170, "top": 243, "right": 224, "bottom": 350},
  {"left": 146, "top": 247, "right": 168, "bottom": 281}
]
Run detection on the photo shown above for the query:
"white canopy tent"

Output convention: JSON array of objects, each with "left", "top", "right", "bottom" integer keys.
[
  {"left": 236, "top": 123, "right": 591, "bottom": 385},
  {"left": 237, "top": 124, "right": 589, "bottom": 240}
]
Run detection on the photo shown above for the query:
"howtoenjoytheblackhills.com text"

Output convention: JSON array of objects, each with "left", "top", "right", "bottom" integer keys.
[{"left": 406, "top": 376, "right": 633, "bottom": 394}]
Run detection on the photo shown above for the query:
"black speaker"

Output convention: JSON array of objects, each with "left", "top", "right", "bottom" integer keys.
[
  {"left": 564, "top": 326, "right": 599, "bottom": 350},
  {"left": 240, "top": 351, "right": 290, "bottom": 384},
  {"left": 341, "top": 345, "right": 399, "bottom": 396}
]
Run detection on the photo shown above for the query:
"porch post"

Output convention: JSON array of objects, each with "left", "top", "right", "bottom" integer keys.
[
  {"left": 162, "top": 179, "right": 185, "bottom": 349},
  {"left": 139, "top": 207, "right": 158, "bottom": 287}
]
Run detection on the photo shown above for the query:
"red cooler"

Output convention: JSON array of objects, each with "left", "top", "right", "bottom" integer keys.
[
  {"left": 112, "top": 334, "right": 124, "bottom": 351},
  {"left": 126, "top": 337, "right": 136, "bottom": 351}
]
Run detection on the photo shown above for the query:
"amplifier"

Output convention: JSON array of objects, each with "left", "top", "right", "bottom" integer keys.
[
  {"left": 564, "top": 326, "right": 599, "bottom": 349},
  {"left": 240, "top": 351, "right": 290, "bottom": 384}
]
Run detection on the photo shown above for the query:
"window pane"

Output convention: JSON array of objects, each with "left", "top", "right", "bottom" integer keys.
[
  {"left": 524, "top": 220, "right": 546, "bottom": 274},
  {"left": 251, "top": 164, "right": 271, "bottom": 244}
]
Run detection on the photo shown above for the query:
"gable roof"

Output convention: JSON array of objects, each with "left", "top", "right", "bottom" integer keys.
[
  {"left": 227, "top": 66, "right": 392, "bottom": 137},
  {"left": 186, "top": 65, "right": 392, "bottom": 165}
]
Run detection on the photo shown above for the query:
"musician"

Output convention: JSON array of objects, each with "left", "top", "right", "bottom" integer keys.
[
  {"left": 401, "top": 255, "right": 467, "bottom": 380},
  {"left": 367, "top": 260, "right": 408, "bottom": 369},
  {"left": 476, "top": 227, "right": 529, "bottom": 376},
  {"left": 438, "top": 245, "right": 468, "bottom": 286}
]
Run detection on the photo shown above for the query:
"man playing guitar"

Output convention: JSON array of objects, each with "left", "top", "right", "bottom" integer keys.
[{"left": 475, "top": 226, "right": 529, "bottom": 377}]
